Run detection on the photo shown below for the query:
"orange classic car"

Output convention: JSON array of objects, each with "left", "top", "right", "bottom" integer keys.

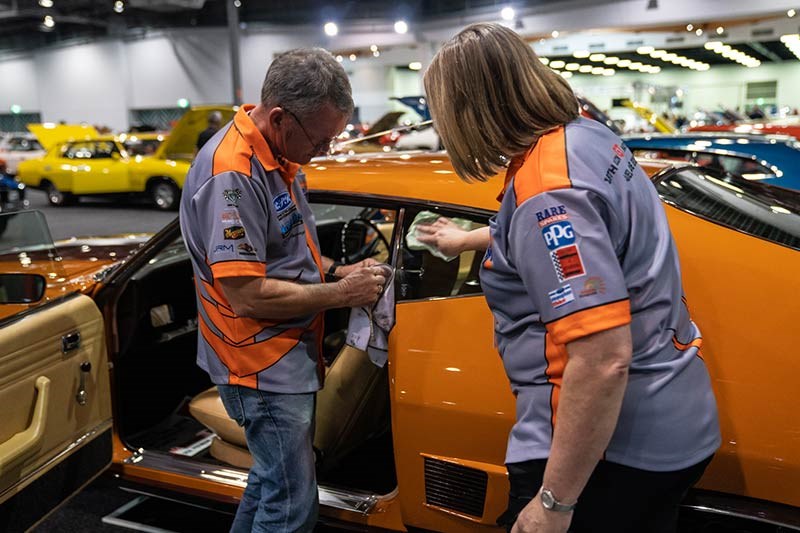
[{"left": 0, "top": 152, "right": 798, "bottom": 532}]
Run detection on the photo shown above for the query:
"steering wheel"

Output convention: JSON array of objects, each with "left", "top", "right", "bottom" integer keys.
[{"left": 339, "top": 217, "right": 391, "bottom": 264}]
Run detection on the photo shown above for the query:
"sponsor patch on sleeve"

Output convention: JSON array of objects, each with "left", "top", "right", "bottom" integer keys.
[
  {"left": 579, "top": 276, "right": 606, "bottom": 297},
  {"left": 237, "top": 242, "right": 257, "bottom": 256},
  {"left": 223, "top": 188, "right": 242, "bottom": 207},
  {"left": 223, "top": 225, "right": 246, "bottom": 240},
  {"left": 221, "top": 209, "right": 241, "bottom": 224},
  {"left": 212, "top": 244, "right": 234, "bottom": 254},
  {"left": 535, "top": 204, "right": 569, "bottom": 228},
  {"left": 548, "top": 285, "right": 575, "bottom": 308},
  {"left": 551, "top": 244, "right": 585, "bottom": 282}
]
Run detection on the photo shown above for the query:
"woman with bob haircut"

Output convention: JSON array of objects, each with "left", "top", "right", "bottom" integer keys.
[{"left": 420, "top": 22, "right": 720, "bottom": 533}]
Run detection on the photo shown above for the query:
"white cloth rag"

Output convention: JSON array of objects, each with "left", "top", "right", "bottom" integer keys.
[{"left": 346, "top": 263, "right": 395, "bottom": 367}]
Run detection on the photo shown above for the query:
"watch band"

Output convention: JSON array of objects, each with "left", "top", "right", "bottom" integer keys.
[
  {"left": 540, "top": 488, "right": 576, "bottom": 512},
  {"left": 327, "top": 261, "right": 342, "bottom": 276}
]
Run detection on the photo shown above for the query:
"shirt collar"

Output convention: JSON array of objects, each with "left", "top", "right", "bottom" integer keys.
[{"left": 234, "top": 104, "right": 300, "bottom": 183}]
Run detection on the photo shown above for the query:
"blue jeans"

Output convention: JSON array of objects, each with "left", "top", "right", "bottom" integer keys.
[{"left": 217, "top": 385, "right": 318, "bottom": 533}]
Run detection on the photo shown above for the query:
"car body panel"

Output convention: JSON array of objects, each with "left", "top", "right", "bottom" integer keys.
[
  {"left": 0, "top": 134, "right": 45, "bottom": 175},
  {"left": 690, "top": 116, "right": 800, "bottom": 141},
  {"left": 621, "top": 100, "right": 677, "bottom": 133},
  {"left": 624, "top": 133, "right": 800, "bottom": 191},
  {"left": 155, "top": 105, "right": 237, "bottom": 161}
]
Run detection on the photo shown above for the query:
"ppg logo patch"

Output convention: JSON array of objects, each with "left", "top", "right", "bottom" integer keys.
[
  {"left": 542, "top": 221, "right": 575, "bottom": 250},
  {"left": 272, "top": 192, "right": 292, "bottom": 213}
]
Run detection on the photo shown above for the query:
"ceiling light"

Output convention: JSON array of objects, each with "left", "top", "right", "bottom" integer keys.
[
  {"left": 561, "top": 71, "right": 573, "bottom": 78},
  {"left": 43, "top": 15, "right": 54, "bottom": 27},
  {"left": 539, "top": 57, "right": 550, "bottom": 65},
  {"left": 394, "top": 20, "right": 408, "bottom": 34},
  {"left": 373, "top": 50, "right": 380, "bottom": 57},
  {"left": 637, "top": 46, "right": 654, "bottom": 54},
  {"left": 650, "top": 49, "right": 666, "bottom": 58},
  {"left": 349, "top": 53, "right": 357, "bottom": 61},
  {"left": 629, "top": 62, "right": 643, "bottom": 69},
  {"left": 10, "top": 104, "right": 21, "bottom": 114},
  {"left": 704, "top": 41, "right": 723, "bottom": 50},
  {"left": 551, "top": 30, "right": 559, "bottom": 38},
  {"left": 114, "top": 1, "right": 124, "bottom": 13},
  {"left": 177, "top": 98, "right": 190, "bottom": 108},
  {"left": 662, "top": 52, "right": 677, "bottom": 61},
  {"left": 573, "top": 50, "right": 590, "bottom": 58},
  {"left": 578, "top": 65, "right": 592, "bottom": 73},
  {"left": 324, "top": 22, "right": 338, "bottom": 36},
  {"left": 335, "top": 55, "right": 343, "bottom": 62},
  {"left": 566, "top": 63, "right": 580, "bottom": 71},
  {"left": 591, "top": 66, "right": 605, "bottom": 74},
  {"left": 686, "top": 24, "right": 694, "bottom": 31},
  {"left": 602, "top": 68, "right": 615, "bottom": 76},
  {"left": 408, "top": 61, "right": 422, "bottom": 70},
  {"left": 589, "top": 53, "right": 606, "bottom": 61},
  {"left": 38, "top": 0, "right": 53, "bottom": 6},
  {"left": 549, "top": 60, "right": 566, "bottom": 68},
  {"left": 501, "top": 6, "right": 515, "bottom": 21},
  {"left": 370, "top": 44, "right": 378, "bottom": 52},
  {"left": 603, "top": 56, "right": 620, "bottom": 64},
  {"left": 617, "top": 59, "right": 631, "bottom": 67},
  {"left": 789, "top": 8, "right": 797, "bottom": 17},
  {"left": 716, "top": 26, "right": 724, "bottom": 34},
  {"left": 695, "top": 28, "right": 703, "bottom": 36}
]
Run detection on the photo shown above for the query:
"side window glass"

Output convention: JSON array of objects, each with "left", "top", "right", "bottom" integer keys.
[
  {"left": 65, "top": 143, "right": 93, "bottom": 159},
  {"left": 310, "top": 203, "right": 396, "bottom": 266},
  {"left": 718, "top": 155, "right": 776, "bottom": 181},
  {"left": 397, "top": 208, "right": 488, "bottom": 301}
]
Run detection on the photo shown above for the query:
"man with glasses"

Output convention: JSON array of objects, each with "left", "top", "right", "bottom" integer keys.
[{"left": 179, "top": 48, "right": 386, "bottom": 532}]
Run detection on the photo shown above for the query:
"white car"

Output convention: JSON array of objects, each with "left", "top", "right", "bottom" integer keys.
[{"left": 0, "top": 133, "right": 45, "bottom": 175}]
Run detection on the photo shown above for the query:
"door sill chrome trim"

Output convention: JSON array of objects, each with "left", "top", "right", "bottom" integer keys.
[{"left": 128, "top": 450, "right": 381, "bottom": 515}]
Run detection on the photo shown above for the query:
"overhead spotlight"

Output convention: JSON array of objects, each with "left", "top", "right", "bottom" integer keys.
[
  {"left": 695, "top": 28, "right": 703, "bottom": 36},
  {"left": 550, "top": 60, "right": 566, "bottom": 68},
  {"left": 551, "top": 30, "right": 559, "bottom": 38},
  {"left": 616, "top": 59, "right": 632, "bottom": 67},
  {"left": 650, "top": 49, "right": 666, "bottom": 57},
  {"left": 565, "top": 63, "right": 580, "bottom": 71},
  {"left": 788, "top": 8, "right": 796, "bottom": 17},
  {"left": 114, "top": 1, "right": 124, "bottom": 13},
  {"left": 704, "top": 41, "right": 723, "bottom": 50},
  {"left": 589, "top": 53, "right": 606, "bottom": 61},
  {"left": 370, "top": 44, "right": 378, "bottom": 52},
  {"left": 716, "top": 26, "right": 724, "bottom": 34},
  {"left": 394, "top": 20, "right": 408, "bottom": 34},
  {"left": 539, "top": 57, "right": 550, "bottom": 65},
  {"left": 686, "top": 24, "right": 694, "bottom": 31},
  {"left": 38, "top": 0, "right": 53, "bottom": 7},
  {"left": 324, "top": 22, "right": 338, "bottom": 36},
  {"left": 603, "top": 56, "right": 620, "bottom": 64},
  {"left": 637, "top": 46, "right": 654, "bottom": 54},
  {"left": 573, "top": 50, "right": 590, "bottom": 58},
  {"left": 602, "top": 68, "right": 615, "bottom": 76},
  {"left": 561, "top": 71, "right": 573, "bottom": 79},
  {"left": 335, "top": 55, "right": 343, "bottom": 62},
  {"left": 578, "top": 65, "right": 592, "bottom": 73},
  {"left": 501, "top": 6, "right": 515, "bottom": 21},
  {"left": 349, "top": 53, "right": 357, "bottom": 61},
  {"left": 372, "top": 51, "right": 380, "bottom": 57},
  {"left": 408, "top": 61, "right": 422, "bottom": 70},
  {"left": 43, "top": 14, "right": 55, "bottom": 27},
  {"left": 591, "top": 66, "right": 605, "bottom": 74}
]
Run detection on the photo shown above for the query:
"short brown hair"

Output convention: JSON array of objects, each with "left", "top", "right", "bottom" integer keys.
[{"left": 424, "top": 22, "right": 578, "bottom": 181}]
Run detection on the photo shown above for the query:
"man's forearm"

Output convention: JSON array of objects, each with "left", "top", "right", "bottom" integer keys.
[{"left": 229, "top": 277, "right": 345, "bottom": 319}]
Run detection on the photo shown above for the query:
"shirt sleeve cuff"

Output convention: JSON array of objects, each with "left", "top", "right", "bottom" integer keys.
[
  {"left": 545, "top": 299, "right": 631, "bottom": 345},
  {"left": 210, "top": 260, "right": 266, "bottom": 279}
]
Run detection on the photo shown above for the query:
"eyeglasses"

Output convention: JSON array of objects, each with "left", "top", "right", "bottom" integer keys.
[{"left": 282, "top": 106, "right": 336, "bottom": 155}]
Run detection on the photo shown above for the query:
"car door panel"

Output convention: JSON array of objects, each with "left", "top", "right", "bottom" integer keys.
[
  {"left": 0, "top": 294, "right": 112, "bottom": 531},
  {"left": 391, "top": 296, "right": 514, "bottom": 531}
]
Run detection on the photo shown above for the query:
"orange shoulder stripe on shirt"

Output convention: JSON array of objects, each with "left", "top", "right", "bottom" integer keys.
[
  {"left": 546, "top": 299, "right": 631, "bottom": 345},
  {"left": 212, "top": 123, "right": 253, "bottom": 177},
  {"left": 514, "top": 126, "right": 572, "bottom": 206}
]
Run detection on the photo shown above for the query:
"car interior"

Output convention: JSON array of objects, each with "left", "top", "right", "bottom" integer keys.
[{"left": 109, "top": 200, "right": 489, "bottom": 498}]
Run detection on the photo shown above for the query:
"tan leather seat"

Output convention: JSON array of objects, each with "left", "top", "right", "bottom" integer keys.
[{"left": 189, "top": 345, "right": 388, "bottom": 471}]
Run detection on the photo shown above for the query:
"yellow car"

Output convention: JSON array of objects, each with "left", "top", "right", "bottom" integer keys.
[{"left": 17, "top": 106, "right": 235, "bottom": 210}]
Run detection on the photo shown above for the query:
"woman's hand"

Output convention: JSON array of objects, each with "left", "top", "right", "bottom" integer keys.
[
  {"left": 510, "top": 500, "right": 572, "bottom": 533},
  {"left": 415, "top": 217, "right": 469, "bottom": 257}
]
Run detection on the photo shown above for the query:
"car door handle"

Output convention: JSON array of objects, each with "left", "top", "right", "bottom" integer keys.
[
  {"left": 62, "top": 331, "right": 81, "bottom": 353},
  {"left": 0, "top": 376, "right": 50, "bottom": 476}
]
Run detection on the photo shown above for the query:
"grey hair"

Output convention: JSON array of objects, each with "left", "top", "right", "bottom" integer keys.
[
  {"left": 261, "top": 48, "right": 354, "bottom": 119},
  {"left": 208, "top": 111, "right": 223, "bottom": 124}
]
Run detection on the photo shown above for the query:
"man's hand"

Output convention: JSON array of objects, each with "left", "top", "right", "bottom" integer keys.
[
  {"left": 337, "top": 266, "right": 387, "bottom": 308},
  {"left": 336, "top": 258, "right": 379, "bottom": 277},
  {"left": 416, "top": 217, "right": 469, "bottom": 257},
  {"left": 511, "top": 499, "right": 572, "bottom": 533}
]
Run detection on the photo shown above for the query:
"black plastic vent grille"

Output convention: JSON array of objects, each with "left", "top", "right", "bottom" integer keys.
[{"left": 424, "top": 457, "right": 488, "bottom": 518}]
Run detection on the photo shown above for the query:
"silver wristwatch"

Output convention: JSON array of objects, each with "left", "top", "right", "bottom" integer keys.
[{"left": 540, "top": 488, "right": 577, "bottom": 512}]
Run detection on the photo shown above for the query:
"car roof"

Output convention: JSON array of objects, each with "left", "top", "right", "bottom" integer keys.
[
  {"left": 623, "top": 132, "right": 797, "bottom": 144},
  {"left": 303, "top": 151, "right": 673, "bottom": 211}
]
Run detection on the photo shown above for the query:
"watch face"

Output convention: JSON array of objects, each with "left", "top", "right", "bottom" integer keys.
[{"left": 541, "top": 489, "right": 555, "bottom": 509}]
